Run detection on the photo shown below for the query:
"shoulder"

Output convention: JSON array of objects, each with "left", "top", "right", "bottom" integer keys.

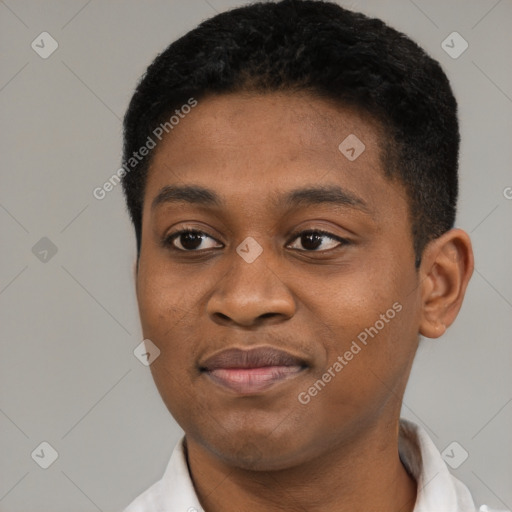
[
  {"left": 399, "top": 419, "right": 510, "bottom": 512},
  {"left": 122, "top": 478, "right": 166, "bottom": 512},
  {"left": 121, "top": 435, "right": 204, "bottom": 512}
]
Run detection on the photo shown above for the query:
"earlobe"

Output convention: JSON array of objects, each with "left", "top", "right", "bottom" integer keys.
[{"left": 418, "top": 228, "right": 474, "bottom": 339}]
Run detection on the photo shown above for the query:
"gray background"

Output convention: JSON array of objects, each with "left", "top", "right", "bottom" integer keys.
[{"left": 0, "top": 0, "right": 511, "bottom": 510}]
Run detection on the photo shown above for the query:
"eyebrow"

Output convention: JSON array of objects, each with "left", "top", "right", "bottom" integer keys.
[
  {"left": 151, "top": 184, "right": 221, "bottom": 210},
  {"left": 151, "top": 184, "right": 370, "bottom": 214}
]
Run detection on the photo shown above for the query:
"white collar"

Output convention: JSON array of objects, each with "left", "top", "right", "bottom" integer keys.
[
  {"left": 398, "top": 419, "right": 477, "bottom": 511},
  {"left": 124, "top": 418, "right": 498, "bottom": 512}
]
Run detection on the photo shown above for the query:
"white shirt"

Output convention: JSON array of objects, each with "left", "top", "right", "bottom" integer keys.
[{"left": 123, "top": 419, "right": 507, "bottom": 512}]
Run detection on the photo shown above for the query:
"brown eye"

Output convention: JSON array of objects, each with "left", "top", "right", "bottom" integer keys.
[
  {"left": 288, "top": 230, "right": 348, "bottom": 252},
  {"left": 164, "top": 230, "right": 222, "bottom": 251}
]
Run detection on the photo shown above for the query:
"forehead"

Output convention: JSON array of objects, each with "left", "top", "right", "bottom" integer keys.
[{"left": 143, "top": 92, "right": 398, "bottom": 215}]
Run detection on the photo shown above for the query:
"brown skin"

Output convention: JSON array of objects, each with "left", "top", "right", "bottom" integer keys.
[{"left": 135, "top": 92, "right": 474, "bottom": 512}]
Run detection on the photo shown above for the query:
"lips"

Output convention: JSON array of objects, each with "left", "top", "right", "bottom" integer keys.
[
  {"left": 200, "top": 347, "right": 307, "bottom": 394},
  {"left": 200, "top": 347, "right": 306, "bottom": 371}
]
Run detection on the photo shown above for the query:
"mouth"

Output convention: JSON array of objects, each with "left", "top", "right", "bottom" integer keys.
[{"left": 199, "top": 346, "right": 308, "bottom": 394}]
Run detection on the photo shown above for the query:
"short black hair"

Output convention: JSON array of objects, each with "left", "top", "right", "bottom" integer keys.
[{"left": 122, "top": 0, "right": 459, "bottom": 266}]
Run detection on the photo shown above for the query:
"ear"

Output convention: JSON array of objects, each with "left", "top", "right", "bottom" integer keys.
[
  {"left": 418, "top": 228, "right": 474, "bottom": 339},
  {"left": 133, "top": 258, "right": 139, "bottom": 295}
]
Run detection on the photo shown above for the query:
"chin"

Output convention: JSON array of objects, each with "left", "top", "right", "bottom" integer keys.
[{"left": 206, "top": 433, "right": 313, "bottom": 472}]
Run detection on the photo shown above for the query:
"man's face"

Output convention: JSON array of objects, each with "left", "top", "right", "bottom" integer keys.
[{"left": 136, "top": 92, "right": 423, "bottom": 470}]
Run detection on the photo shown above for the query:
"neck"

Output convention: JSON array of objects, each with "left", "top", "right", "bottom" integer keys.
[{"left": 185, "top": 420, "right": 417, "bottom": 512}]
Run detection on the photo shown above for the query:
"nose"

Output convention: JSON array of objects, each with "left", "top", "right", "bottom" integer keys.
[{"left": 206, "top": 246, "right": 296, "bottom": 328}]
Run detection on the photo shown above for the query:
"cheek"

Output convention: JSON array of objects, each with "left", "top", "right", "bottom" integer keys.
[
  {"left": 136, "top": 266, "right": 201, "bottom": 379},
  {"left": 303, "top": 264, "right": 418, "bottom": 406},
  {"left": 315, "top": 267, "right": 398, "bottom": 337},
  {"left": 137, "top": 258, "right": 191, "bottom": 328}
]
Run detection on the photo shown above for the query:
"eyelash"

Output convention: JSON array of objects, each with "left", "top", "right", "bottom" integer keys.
[{"left": 162, "top": 228, "right": 351, "bottom": 253}]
